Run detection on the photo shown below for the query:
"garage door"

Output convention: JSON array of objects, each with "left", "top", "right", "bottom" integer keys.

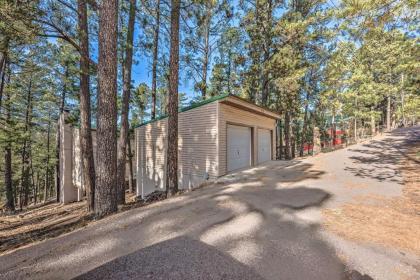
[
  {"left": 258, "top": 129, "right": 271, "bottom": 163},
  {"left": 227, "top": 125, "right": 251, "bottom": 172}
]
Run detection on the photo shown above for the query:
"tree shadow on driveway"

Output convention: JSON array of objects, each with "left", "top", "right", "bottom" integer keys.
[
  {"left": 0, "top": 160, "right": 372, "bottom": 280},
  {"left": 345, "top": 127, "right": 419, "bottom": 184},
  {"left": 72, "top": 185, "right": 368, "bottom": 280},
  {"left": 74, "top": 236, "right": 265, "bottom": 280}
]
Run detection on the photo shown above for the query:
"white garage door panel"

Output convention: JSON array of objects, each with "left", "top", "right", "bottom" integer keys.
[
  {"left": 227, "top": 125, "right": 251, "bottom": 172},
  {"left": 258, "top": 129, "right": 271, "bottom": 163}
]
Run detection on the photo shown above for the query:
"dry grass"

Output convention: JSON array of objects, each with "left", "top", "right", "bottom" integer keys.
[
  {"left": 0, "top": 200, "right": 90, "bottom": 254},
  {"left": 323, "top": 143, "right": 420, "bottom": 255},
  {"left": 0, "top": 192, "right": 139, "bottom": 254},
  {"left": 0, "top": 201, "right": 87, "bottom": 239}
]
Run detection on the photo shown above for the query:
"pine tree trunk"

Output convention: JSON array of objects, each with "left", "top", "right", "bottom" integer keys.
[
  {"left": 0, "top": 56, "right": 6, "bottom": 110},
  {"left": 95, "top": 0, "right": 119, "bottom": 217},
  {"left": 201, "top": 4, "right": 211, "bottom": 99},
  {"left": 78, "top": 0, "right": 96, "bottom": 212},
  {"left": 354, "top": 94, "right": 358, "bottom": 141},
  {"left": 34, "top": 172, "right": 39, "bottom": 205},
  {"left": 0, "top": 63, "right": 5, "bottom": 111},
  {"left": 55, "top": 61, "right": 68, "bottom": 203},
  {"left": 4, "top": 143, "right": 14, "bottom": 212},
  {"left": 279, "top": 119, "right": 283, "bottom": 159},
  {"left": 284, "top": 111, "right": 291, "bottom": 160},
  {"left": 371, "top": 114, "right": 375, "bottom": 136},
  {"left": 0, "top": 53, "right": 4, "bottom": 82},
  {"left": 22, "top": 165, "right": 31, "bottom": 206},
  {"left": 166, "top": 0, "right": 180, "bottom": 197},
  {"left": 3, "top": 70, "right": 14, "bottom": 212},
  {"left": 300, "top": 102, "right": 309, "bottom": 157},
  {"left": 261, "top": 0, "right": 272, "bottom": 106},
  {"left": 227, "top": 44, "right": 232, "bottom": 95},
  {"left": 386, "top": 95, "right": 391, "bottom": 131},
  {"left": 0, "top": 39, "right": 8, "bottom": 109},
  {"left": 20, "top": 77, "right": 33, "bottom": 207},
  {"left": 151, "top": 0, "right": 160, "bottom": 119},
  {"left": 291, "top": 123, "right": 296, "bottom": 159},
  {"left": 29, "top": 156, "right": 35, "bottom": 204},
  {"left": 127, "top": 133, "right": 134, "bottom": 193},
  {"left": 44, "top": 114, "right": 51, "bottom": 202},
  {"left": 44, "top": 173, "right": 48, "bottom": 202},
  {"left": 354, "top": 117, "right": 357, "bottom": 141},
  {"left": 117, "top": 0, "right": 136, "bottom": 205}
]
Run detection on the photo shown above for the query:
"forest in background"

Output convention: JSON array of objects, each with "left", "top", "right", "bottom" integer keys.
[{"left": 0, "top": 0, "right": 418, "bottom": 216}]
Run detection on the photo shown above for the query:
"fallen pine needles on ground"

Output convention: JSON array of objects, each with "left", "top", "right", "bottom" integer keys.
[{"left": 0, "top": 192, "right": 139, "bottom": 254}]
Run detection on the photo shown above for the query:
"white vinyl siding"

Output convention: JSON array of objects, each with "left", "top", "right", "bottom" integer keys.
[
  {"left": 136, "top": 102, "right": 218, "bottom": 197},
  {"left": 136, "top": 97, "right": 279, "bottom": 197}
]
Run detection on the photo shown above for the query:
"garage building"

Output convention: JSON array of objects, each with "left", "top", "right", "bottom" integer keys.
[{"left": 135, "top": 94, "right": 281, "bottom": 198}]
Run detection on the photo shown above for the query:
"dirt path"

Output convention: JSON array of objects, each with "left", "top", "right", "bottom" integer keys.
[{"left": 0, "top": 127, "right": 418, "bottom": 280}]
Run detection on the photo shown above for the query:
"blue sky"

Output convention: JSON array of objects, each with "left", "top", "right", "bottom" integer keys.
[
  {"left": 128, "top": 0, "right": 244, "bottom": 102},
  {"left": 130, "top": 53, "right": 195, "bottom": 100},
  {"left": 128, "top": 18, "right": 196, "bottom": 102}
]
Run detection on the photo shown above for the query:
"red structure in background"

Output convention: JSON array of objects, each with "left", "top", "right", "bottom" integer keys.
[
  {"left": 303, "top": 143, "right": 313, "bottom": 152},
  {"left": 321, "top": 127, "right": 345, "bottom": 147},
  {"left": 300, "top": 127, "right": 346, "bottom": 155}
]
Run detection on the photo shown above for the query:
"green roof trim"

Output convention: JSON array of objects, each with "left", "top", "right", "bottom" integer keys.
[{"left": 134, "top": 93, "right": 230, "bottom": 128}]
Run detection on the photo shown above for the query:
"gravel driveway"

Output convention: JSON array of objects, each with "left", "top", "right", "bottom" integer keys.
[{"left": 1, "top": 127, "right": 419, "bottom": 280}]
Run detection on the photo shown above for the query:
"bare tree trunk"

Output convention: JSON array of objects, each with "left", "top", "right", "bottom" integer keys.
[
  {"left": 29, "top": 156, "right": 35, "bottom": 204},
  {"left": 201, "top": 4, "right": 211, "bottom": 99},
  {"left": 0, "top": 63, "right": 5, "bottom": 111},
  {"left": 44, "top": 113, "right": 52, "bottom": 202},
  {"left": 43, "top": 174, "right": 48, "bottom": 202},
  {"left": 55, "top": 61, "right": 68, "bottom": 202},
  {"left": 261, "top": 0, "right": 272, "bottom": 106},
  {"left": 166, "top": 0, "right": 180, "bottom": 197},
  {"left": 4, "top": 142, "right": 14, "bottom": 211},
  {"left": 279, "top": 119, "right": 283, "bottom": 159},
  {"left": 299, "top": 101, "right": 309, "bottom": 157},
  {"left": 0, "top": 56, "right": 6, "bottom": 110},
  {"left": 284, "top": 111, "right": 291, "bottom": 160},
  {"left": 0, "top": 39, "right": 8, "bottom": 109},
  {"left": 227, "top": 42, "right": 232, "bottom": 95},
  {"left": 20, "top": 77, "right": 33, "bottom": 207},
  {"left": 151, "top": 0, "right": 160, "bottom": 119},
  {"left": 78, "top": 0, "right": 96, "bottom": 212},
  {"left": 95, "top": 0, "right": 119, "bottom": 217},
  {"left": 0, "top": 53, "right": 4, "bottom": 81},
  {"left": 370, "top": 110, "right": 375, "bottom": 136},
  {"left": 354, "top": 117, "right": 357, "bottom": 142},
  {"left": 291, "top": 123, "right": 296, "bottom": 159},
  {"left": 117, "top": 0, "right": 136, "bottom": 205},
  {"left": 386, "top": 95, "right": 391, "bottom": 131},
  {"left": 34, "top": 172, "right": 39, "bottom": 205},
  {"left": 354, "top": 95, "right": 358, "bottom": 141},
  {"left": 3, "top": 69, "right": 14, "bottom": 212}
]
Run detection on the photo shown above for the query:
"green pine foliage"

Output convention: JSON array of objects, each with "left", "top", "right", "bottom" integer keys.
[{"left": 0, "top": 0, "right": 418, "bottom": 208}]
